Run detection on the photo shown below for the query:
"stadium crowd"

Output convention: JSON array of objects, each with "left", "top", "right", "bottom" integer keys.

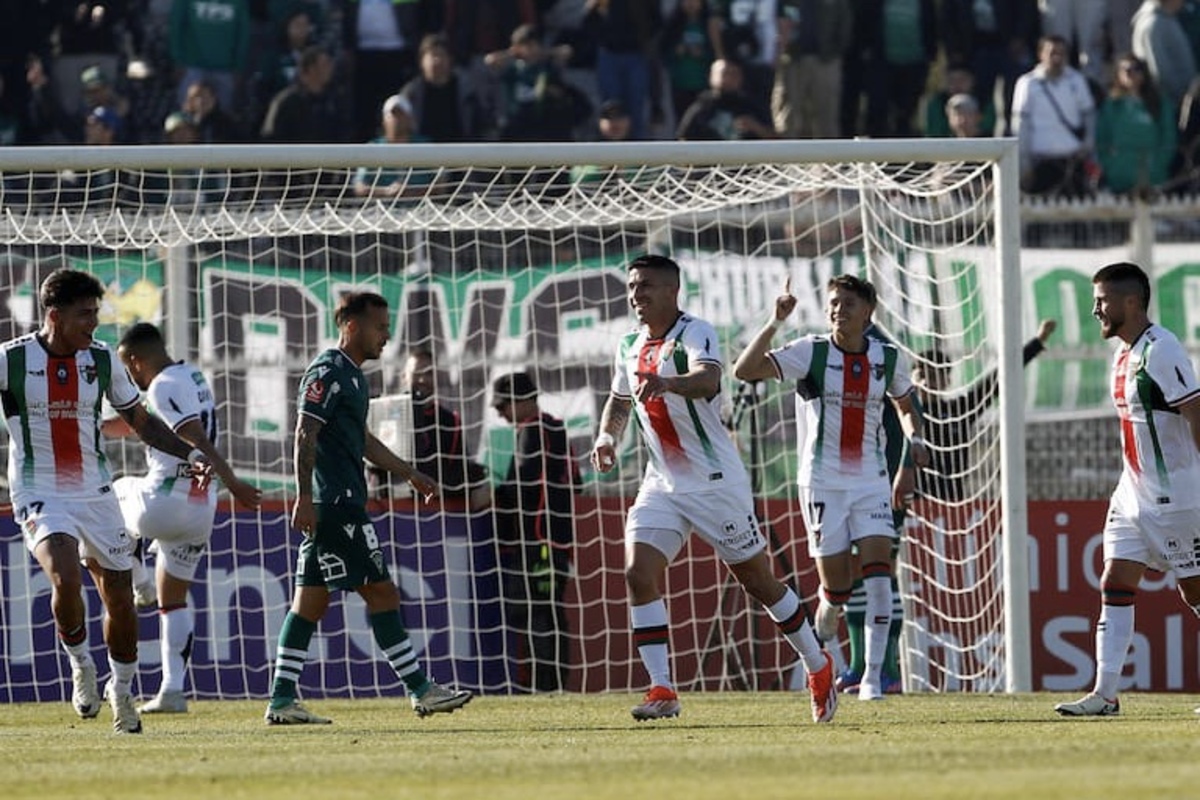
[{"left": 6, "top": 1, "right": 1200, "bottom": 198}]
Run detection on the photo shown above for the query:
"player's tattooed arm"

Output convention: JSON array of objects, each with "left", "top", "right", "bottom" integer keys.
[{"left": 592, "top": 395, "right": 632, "bottom": 473}]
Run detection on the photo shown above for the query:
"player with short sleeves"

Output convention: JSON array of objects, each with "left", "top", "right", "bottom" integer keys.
[
  {"left": 735, "top": 274, "right": 929, "bottom": 701},
  {"left": 0, "top": 269, "right": 211, "bottom": 734},
  {"left": 1056, "top": 262, "right": 1200, "bottom": 718},
  {"left": 591, "top": 254, "right": 838, "bottom": 724},
  {"left": 107, "top": 322, "right": 261, "bottom": 714},
  {"left": 263, "top": 291, "right": 472, "bottom": 725}
]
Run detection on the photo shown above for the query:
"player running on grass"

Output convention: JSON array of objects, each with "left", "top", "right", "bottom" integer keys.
[
  {"left": 1055, "top": 262, "right": 1200, "bottom": 717},
  {"left": 591, "top": 254, "right": 838, "bottom": 723},
  {"left": 264, "top": 291, "right": 471, "bottom": 725},
  {"left": 734, "top": 274, "right": 929, "bottom": 701}
]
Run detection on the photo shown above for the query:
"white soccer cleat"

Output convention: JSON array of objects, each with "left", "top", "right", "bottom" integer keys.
[
  {"left": 631, "top": 685, "right": 681, "bottom": 721},
  {"left": 139, "top": 689, "right": 188, "bottom": 714},
  {"left": 814, "top": 598, "right": 841, "bottom": 643},
  {"left": 411, "top": 682, "right": 473, "bottom": 718},
  {"left": 71, "top": 661, "right": 101, "bottom": 719},
  {"left": 1054, "top": 693, "right": 1120, "bottom": 717},
  {"left": 264, "top": 700, "right": 332, "bottom": 725},
  {"left": 104, "top": 679, "right": 143, "bottom": 734}
]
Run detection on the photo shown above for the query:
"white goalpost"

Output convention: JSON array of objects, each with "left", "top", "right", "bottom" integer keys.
[{"left": 0, "top": 139, "right": 1031, "bottom": 702}]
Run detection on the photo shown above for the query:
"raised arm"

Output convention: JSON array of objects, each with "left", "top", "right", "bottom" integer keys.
[{"left": 734, "top": 277, "right": 796, "bottom": 381}]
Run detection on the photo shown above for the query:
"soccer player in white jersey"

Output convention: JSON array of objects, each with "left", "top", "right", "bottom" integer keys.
[
  {"left": 590, "top": 254, "right": 838, "bottom": 723},
  {"left": 107, "top": 322, "right": 262, "bottom": 714},
  {"left": 1055, "top": 262, "right": 1200, "bottom": 717},
  {"left": 0, "top": 269, "right": 211, "bottom": 734},
  {"left": 734, "top": 274, "right": 929, "bottom": 701}
]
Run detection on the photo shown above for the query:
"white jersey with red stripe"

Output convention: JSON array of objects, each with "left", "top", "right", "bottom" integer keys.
[
  {"left": 142, "top": 361, "right": 219, "bottom": 503},
  {"left": 1109, "top": 323, "right": 1200, "bottom": 510},
  {"left": 0, "top": 333, "right": 141, "bottom": 499},
  {"left": 610, "top": 312, "right": 749, "bottom": 493},
  {"left": 769, "top": 334, "right": 914, "bottom": 490}
]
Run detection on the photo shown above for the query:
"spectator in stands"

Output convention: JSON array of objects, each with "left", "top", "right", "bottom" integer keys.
[
  {"left": 1012, "top": 35, "right": 1097, "bottom": 196},
  {"left": 583, "top": 0, "right": 661, "bottom": 141},
  {"left": 0, "top": 74, "right": 20, "bottom": 146},
  {"left": 924, "top": 64, "right": 997, "bottom": 138},
  {"left": 169, "top": 0, "right": 253, "bottom": 111},
  {"left": 862, "top": 0, "right": 938, "bottom": 138},
  {"left": 24, "top": 54, "right": 73, "bottom": 145},
  {"left": 708, "top": 0, "right": 777, "bottom": 107},
  {"left": 486, "top": 24, "right": 588, "bottom": 142},
  {"left": 79, "top": 64, "right": 130, "bottom": 142},
  {"left": 353, "top": 94, "right": 435, "bottom": 200},
  {"left": 260, "top": 45, "right": 344, "bottom": 143},
  {"left": 1111, "top": 0, "right": 1145, "bottom": 56},
  {"left": 492, "top": 370, "right": 578, "bottom": 693},
  {"left": 162, "top": 110, "right": 197, "bottom": 144},
  {"left": 939, "top": 0, "right": 1039, "bottom": 136},
  {"left": 772, "top": 0, "right": 853, "bottom": 139},
  {"left": 400, "top": 33, "right": 492, "bottom": 142},
  {"left": 945, "top": 93, "right": 989, "bottom": 138},
  {"left": 1039, "top": 0, "right": 1108, "bottom": 83},
  {"left": 661, "top": 0, "right": 716, "bottom": 132},
  {"left": 255, "top": 5, "right": 318, "bottom": 114},
  {"left": 1096, "top": 54, "right": 1177, "bottom": 195},
  {"left": 444, "top": 0, "right": 540, "bottom": 67},
  {"left": 183, "top": 79, "right": 242, "bottom": 143},
  {"left": 677, "top": 57, "right": 776, "bottom": 140},
  {"left": 840, "top": 0, "right": 870, "bottom": 136},
  {"left": 1132, "top": 0, "right": 1198, "bottom": 114},
  {"left": 571, "top": 100, "right": 634, "bottom": 183},
  {"left": 341, "top": 0, "right": 432, "bottom": 143},
  {"left": 913, "top": 319, "right": 1057, "bottom": 505}
]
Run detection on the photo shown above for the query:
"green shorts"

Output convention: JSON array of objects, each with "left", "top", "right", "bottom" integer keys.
[{"left": 295, "top": 504, "right": 389, "bottom": 590}]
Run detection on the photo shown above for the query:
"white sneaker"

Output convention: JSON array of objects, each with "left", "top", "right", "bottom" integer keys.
[
  {"left": 104, "top": 679, "right": 143, "bottom": 734},
  {"left": 139, "top": 689, "right": 188, "bottom": 714},
  {"left": 1054, "top": 693, "right": 1120, "bottom": 717},
  {"left": 264, "top": 700, "right": 332, "bottom": 725},
  {"left": 858, "top": 680, "right": 885, "bottom": 701},
  {"left": 814, "top": 598, "right": 841, "bottom": 642},
  {"left": 71, "top": 661, "right": 101, "bottom": 719},
  {"left": 411, "top": 682, "right": 473, "bottom": 718}
]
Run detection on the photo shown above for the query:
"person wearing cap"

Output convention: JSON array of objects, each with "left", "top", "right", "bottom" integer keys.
[
  {"left": 945, "top": 93, "right": 987, "bottom": 138},
  {"left": 79, "top": 64, "right": 129, "bottom": 142},
  {"left": 353, "top": 92, "right": 435, "bottom": 200},
  {"left": 491, "top": 371, "right": 579, "bottom": 692}
]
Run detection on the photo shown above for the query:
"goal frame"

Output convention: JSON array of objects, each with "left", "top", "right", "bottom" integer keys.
[{"left": 0, "top": 138, "right": 1030, "bottom": 693}]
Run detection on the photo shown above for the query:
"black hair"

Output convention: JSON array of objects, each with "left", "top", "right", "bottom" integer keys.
[
  {"left": 334, "top": 291, "right": 389, "bottom": 327},
  {"left": 118, "top": 321, "right": 166, "bottom": 354},
  {"left": 1092, "top": 261, "right": 1151, "bottom": 310},
  {"left": 827, "top": 274, "right": 878, "bottom": 306},
  {"left": 628, "top": 253, "right": 681, "bottom": 281},
  {"left": 40, "top": 268, "right": 104, "bottom": 310}
]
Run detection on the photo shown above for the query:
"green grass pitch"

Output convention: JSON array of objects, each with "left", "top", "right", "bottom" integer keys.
[{"left": 2, "top": 692, "right": 1198, "bottom": 799}]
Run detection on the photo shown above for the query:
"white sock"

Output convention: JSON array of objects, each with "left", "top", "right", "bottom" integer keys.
[
  {"left": 766, "top": 588, "right": 825, "bottom": 672},
  {"left": 107, "top": 654, "right": 138, "bottom": 695},
  {"left": 62, "top": 639, "right": 93, "bottom": 670},
  {"left": 1094, "top": 603, "right": 1134, "bottom": 699},
  {"left": 160, "top": 606, "right": 194, "bottom": 694},
  {"left": 631, "top": 600, "right": 672, "bottom": 689},
  {"left": 862, "top": 575, "right": 892, "bottom": 688}
]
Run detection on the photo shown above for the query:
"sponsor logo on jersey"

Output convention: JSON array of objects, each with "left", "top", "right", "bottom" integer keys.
[{"left": 80, "top": 364, "right": 97, "bottom": 384}]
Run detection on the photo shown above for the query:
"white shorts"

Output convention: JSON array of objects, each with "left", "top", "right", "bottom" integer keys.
[
  {"left": 1103, "top": 490, "right": 1200, "bottom": 579},
  {"left": 798, "top": 486, "right": 896, "bottom": 559},
  {"left": 115, "top": 475, "right": 215, "bottom": 582},
  {"left": 16, "top": 489, "right": 133, "bottom": 571},
  {"left": 626, "top": 483, "right": 766, "bottom": 565}
]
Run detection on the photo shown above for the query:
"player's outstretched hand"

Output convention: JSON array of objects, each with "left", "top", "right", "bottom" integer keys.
[
  {"left": 1038, "top": 318, "right": 1057, "bottom": 343},
  {"left": 190, "top": 456, "right": 214, "bottom": 491},
  {"left": 408, "top": 470, "right": 438, "bottom": 502},
  {"left": 228, "top": 478, "right": 263, "bottom": 510},
  {"left": 592, "top": 440, "right": 616, "bottom": 473}
]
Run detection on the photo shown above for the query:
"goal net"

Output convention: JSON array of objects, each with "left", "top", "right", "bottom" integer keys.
[{"left": 0, "top": 140, "right": 1028, "bottom": 702}]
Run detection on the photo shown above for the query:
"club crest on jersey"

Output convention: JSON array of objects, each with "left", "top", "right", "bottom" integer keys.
[
  {"left": 305, "top": 378, "right": 326, "bottom": 403},
  {"left": 850, "top": 360, "right": 864, "bottom": 379},
  {"left": 55, "top": 363, "right": 70, "bottom": 384}
]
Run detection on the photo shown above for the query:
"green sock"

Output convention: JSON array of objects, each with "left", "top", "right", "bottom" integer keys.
[
  {"left": 369, "top": 610, "right": 430, "bottom": 696},
  {"left": 270, "top": 612, "right": 317, "bottom": 708},
  {"left": 846, "top": 578, "right": 866, "bottom": 674}
]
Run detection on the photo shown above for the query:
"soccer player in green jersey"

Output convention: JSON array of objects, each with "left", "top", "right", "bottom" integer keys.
[{"left": 265, "top": 291, "right": 473, "bottom": 724}]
